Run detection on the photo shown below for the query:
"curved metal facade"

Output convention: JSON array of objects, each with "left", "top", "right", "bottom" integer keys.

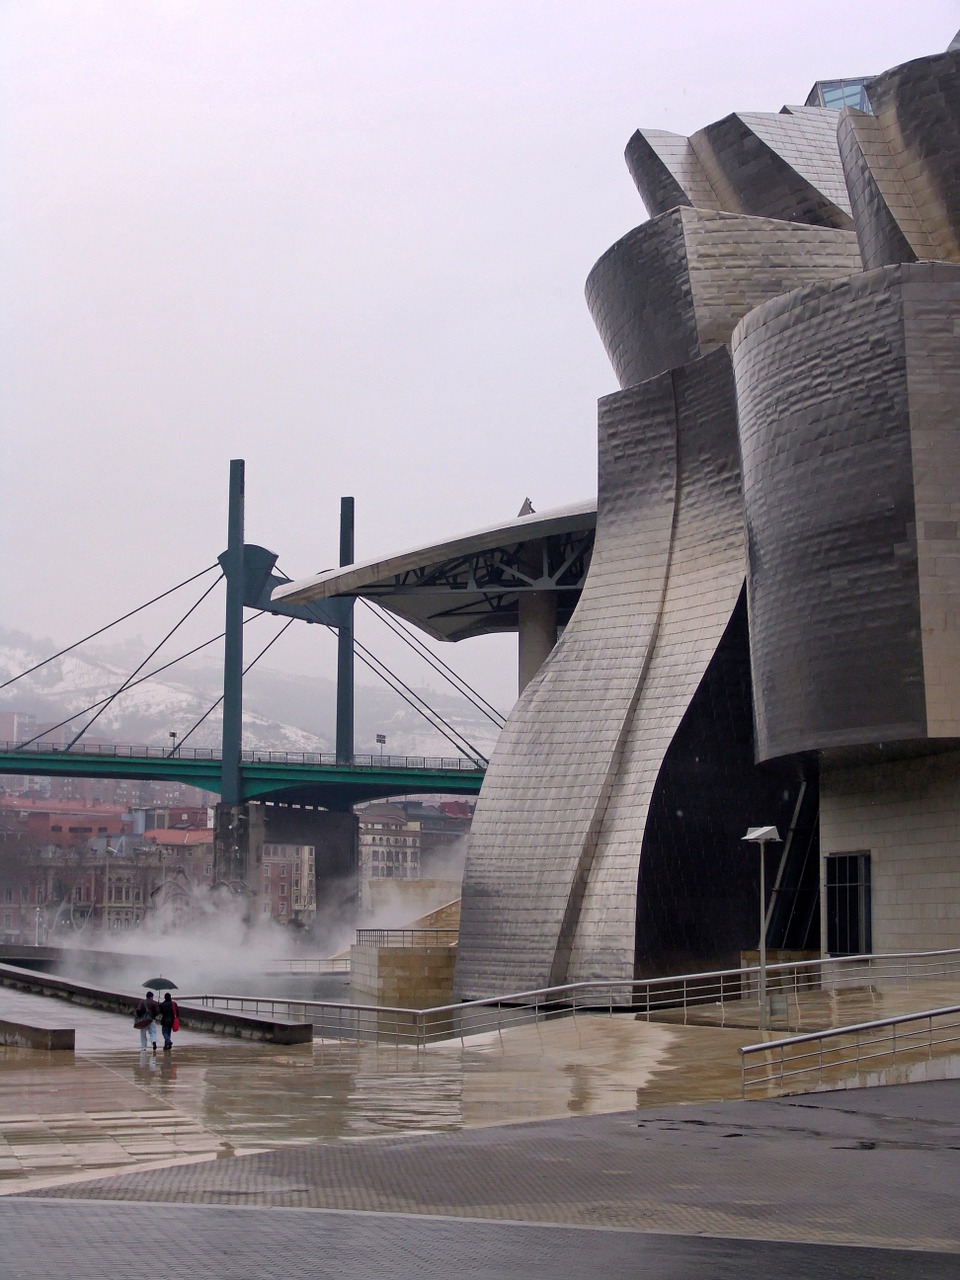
[
  {"left": 454, "top": 42, "right": 960, "bottom": 996},
  {"left": 734, "top": 260, "right": 960, "bottom": 761},
  {"left": 585, "top": 208, "right": 858, "bottom": 389},
  {"left": 840, "top": 50, "right": 960, "bottom": 269}
]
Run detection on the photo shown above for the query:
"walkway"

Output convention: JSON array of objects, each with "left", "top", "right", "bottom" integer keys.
[
  {"left": 1, "top": 982, "right": 959, "bottom": 1275},
  {"left": 0, "top": 988, "right": 750, "bottom": 1190},
  {"left": 3, "top": 1084, "right": 959, "bottom": 1277}
]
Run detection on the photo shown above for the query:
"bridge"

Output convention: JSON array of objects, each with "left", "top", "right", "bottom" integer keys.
[
  {"left": 1, "top": 459, "right": 506, "bottom": 882},
  {"left": 0, "top": 741, "right": 484, "bottom": 810}
]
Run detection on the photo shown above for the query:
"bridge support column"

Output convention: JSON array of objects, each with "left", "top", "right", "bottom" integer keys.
[
  {"left": 518, "top": 590, "right": 558, "bottom": 693},
  {"left": 213, "top": 802, "right": 252, "bottom": 889}
]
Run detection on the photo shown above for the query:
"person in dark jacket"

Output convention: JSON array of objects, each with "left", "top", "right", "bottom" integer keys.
[
  {"left": 159, "top": 992, "right": 178, "bottom": 1051},
  {"left": 135, "top": 991, "right": 160, "bottom": 1052}
]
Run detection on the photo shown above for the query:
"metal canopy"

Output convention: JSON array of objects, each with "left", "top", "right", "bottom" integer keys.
[{"left": 273, "top": 500, "right": 597, "bottom": 642}]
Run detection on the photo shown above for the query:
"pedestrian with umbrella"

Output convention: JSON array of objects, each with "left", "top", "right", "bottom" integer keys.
[{"left": 138, "top": 978, "right": 176, "bottom": 1053}]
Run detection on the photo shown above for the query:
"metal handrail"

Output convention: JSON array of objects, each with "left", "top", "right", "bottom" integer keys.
[
  {"left": 189, "top": 947, "right": 960, "bottom": 1050},
  {"left": 355, "top": 928, "right": 459, "bottom": 948},
  {"left": 0, "top": 740, "right": 484, "bottom": 771},
  {"left": 741, "top": 1004, "right": 960, "bottom": 1097},
  {"left": 263, "top": 957, "right": 351, "bottom": 974}
]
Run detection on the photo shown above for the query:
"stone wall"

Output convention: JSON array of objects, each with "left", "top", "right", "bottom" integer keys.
[
  {"left": 820, "top": 749, "right": 960, "bottom": 953},
  {"left": 350, "top": 944, "right": 456, "bottom": 1009}
]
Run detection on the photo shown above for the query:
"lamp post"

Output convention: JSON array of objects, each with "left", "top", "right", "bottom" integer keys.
[
  {"left": 34, "top": 906, "right": 41, "bottom": 947},
  {"left": 741, "top": 826, "right": 781, "bottom": 1031},
  {"left": 169, "top": 731, "right": 178, "bottom": 756}
]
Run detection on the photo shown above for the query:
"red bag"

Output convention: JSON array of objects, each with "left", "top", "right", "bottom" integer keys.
[{"left": 172, "top": 1001, "right": 179, "bottom": 1033}]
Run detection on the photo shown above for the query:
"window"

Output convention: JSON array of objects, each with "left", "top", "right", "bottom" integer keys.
[
  {"left": 280, "top": 903, "right": 287, "bottom": 915},
  {"left": 51, "top": 825, "right": 62, "bottom": 833},
  {"left": 826, "top": 852, "right": 872, "bottom": 956},
  {"left": 3, "top": 890, "right": 11, "bottom": 904},
  {"left": 279, "top": 884, "right": 286, "bottom": 896}
]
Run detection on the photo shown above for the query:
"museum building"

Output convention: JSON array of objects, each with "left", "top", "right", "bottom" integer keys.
[{"left": 451, "top": 38, "right": 960, "bottom": 996}]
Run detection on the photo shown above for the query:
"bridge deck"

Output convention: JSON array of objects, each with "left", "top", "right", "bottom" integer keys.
[{"left": 0, "top": 743, "right": 485, "bottom": 805}]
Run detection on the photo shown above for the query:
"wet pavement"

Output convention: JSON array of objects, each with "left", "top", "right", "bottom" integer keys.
[
  {"left": 2, "top": 1197, "right": 957, "bottom": 1280},
  {"left": 1, "top": 980, "right": 959, "bottom": 1276},
  {"left": 2, "top": 974, "right": 960, "bottom": 1193},
  {"left": 0, "top": 988, "right": 752, "bottom": 1189}
]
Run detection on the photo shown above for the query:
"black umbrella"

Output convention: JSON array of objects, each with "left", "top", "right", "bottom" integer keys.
[{"left": 142, "top": 977, "right": 178, "bottom": 990}]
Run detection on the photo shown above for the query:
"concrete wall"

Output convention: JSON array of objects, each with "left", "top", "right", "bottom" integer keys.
[{"left": 820, "top": 749, "right": 960, "bottom": 953}]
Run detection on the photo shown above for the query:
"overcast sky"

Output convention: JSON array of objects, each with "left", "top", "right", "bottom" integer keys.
[{"left": 1, "top": 1, "right": 957, "bottom": 732}]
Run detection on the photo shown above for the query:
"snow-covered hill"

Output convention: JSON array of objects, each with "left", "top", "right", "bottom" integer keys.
[{"left": 0, "top": 628, "right": 502, "bottom": 759}]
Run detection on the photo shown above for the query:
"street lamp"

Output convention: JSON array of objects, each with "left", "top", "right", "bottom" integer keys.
[
  {"left": 169, "top": 731, "right": 178, "bottom": 756},
  {"left": 741, "top": 826, "right": 781, "bottom": 1031},
  {"left": 34, "top": 906, "right": 42, "bottom": 947}
]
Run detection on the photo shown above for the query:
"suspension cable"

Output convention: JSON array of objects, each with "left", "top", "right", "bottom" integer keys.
[
  {"left": 350, "top": 635, "right": 489, "bottom": 763},
  {"left": 277, "top": 570, "right": 492, "bottom": 762},
  {"left": 169, "top": 618, "right": 295, "bottom": 754},
  {"left": 0, "top": 564, "right": 220, "bottom": 691},
  {"left": 7, "top": 615, "right": 272, "bottom": 748},
  {"left": 359, "top": 598, "right": 505, "bottom": 727},
  {"left": 15, "top": 575, "right": 225, "bottom": 752},
  {"left": 63, "top": 574, "right": 225, "bottom": 750},
  {"left": 291, "top": 602, "right": 487, "bottom": 762}
]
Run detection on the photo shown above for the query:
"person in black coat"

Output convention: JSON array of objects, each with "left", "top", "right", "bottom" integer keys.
[{"left": 159, "top": 991, "right": 177, "bottom": 1050}]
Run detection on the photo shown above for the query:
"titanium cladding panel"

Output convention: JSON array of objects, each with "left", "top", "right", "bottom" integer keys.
[{"left": 734, "top": 262, "right": 960, "bottom": 761}]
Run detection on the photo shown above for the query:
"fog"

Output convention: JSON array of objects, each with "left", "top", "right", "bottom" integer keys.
[{"left": 53, "top": 837, "right": 468, "bottom": 998}]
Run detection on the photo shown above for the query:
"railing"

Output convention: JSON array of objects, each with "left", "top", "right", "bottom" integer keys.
[
  {"left": 263, "top": 957, "right": 351, "bottom": 975},
  {"left": 0, "top": 740, "right": 485, "bottom": 771},
  {"left": 741, "top": 1005, "right": 960, "bottom": 1098},
  {"left": 355, "top": 928, "right": 460, "bottom": 948},
  {"left": 186, "top": 947, "right": 960, "bottom": 1050}
]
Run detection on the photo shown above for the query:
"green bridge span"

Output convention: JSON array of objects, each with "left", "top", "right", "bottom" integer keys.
[{"left": 0, "top": 743, "right": 485, "bottom": 810}]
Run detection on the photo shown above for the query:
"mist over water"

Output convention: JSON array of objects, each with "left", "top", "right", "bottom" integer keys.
[
  {"left": 55, "top": 883, "right": 351, "bottom": 998},
  {"left": 52, "top": 842, "right": 467, "bottom": 1001}
]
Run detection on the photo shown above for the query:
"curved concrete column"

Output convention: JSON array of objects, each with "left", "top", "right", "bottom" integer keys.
[{"left": 518, "top": 591, "right": 558, "bottom": 694}]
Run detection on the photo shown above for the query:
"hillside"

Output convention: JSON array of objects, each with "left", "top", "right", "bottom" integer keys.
[{"left": 0, "top": 628, "right": 502, "bottom": 760}]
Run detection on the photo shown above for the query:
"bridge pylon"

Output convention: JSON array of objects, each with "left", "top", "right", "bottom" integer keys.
[{"left": 212, "top": 459, "right": 356, "bottom": 891}]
